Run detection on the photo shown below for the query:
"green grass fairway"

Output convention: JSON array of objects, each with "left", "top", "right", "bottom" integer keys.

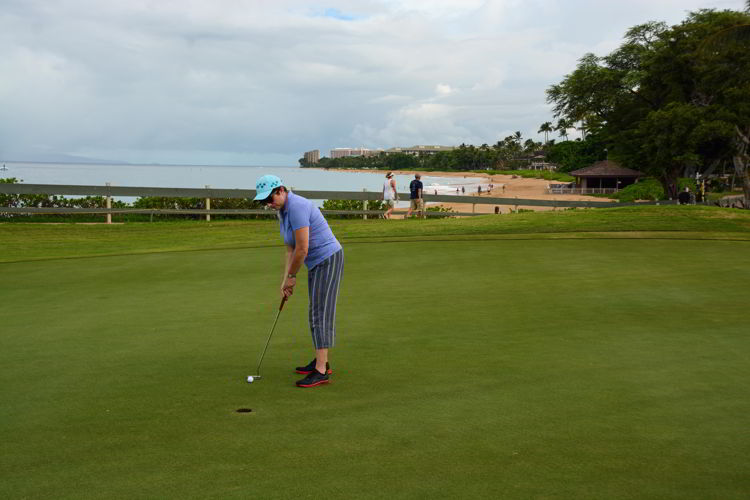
[
  {"left": 1, "top": 209, "right": 749, "bottom": 499},
  {"left": 2, "top": 205, "right": 749, "bottom": 264}
]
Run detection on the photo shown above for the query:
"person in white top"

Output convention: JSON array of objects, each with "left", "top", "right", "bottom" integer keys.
[{"left": 382, "top": 172, "right": 398, "bottom": 219}]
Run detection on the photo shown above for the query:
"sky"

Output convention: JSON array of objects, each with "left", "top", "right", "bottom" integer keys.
[{"left": 0, "top": 0, "right": 744, "bottom": 166}]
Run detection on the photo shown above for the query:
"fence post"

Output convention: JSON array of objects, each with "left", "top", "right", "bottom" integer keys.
[
  {"left": 205, "top": 185, "right": 211, "bottom": 222},
  {"left": 514, "top": 196, "right": 519, "bottom": 213},
  {"left": 363, "top": 188, "right": 368, "bottom": 220},
  {"left": 105, "top": 182, "right": 112, "bottom": 224}
]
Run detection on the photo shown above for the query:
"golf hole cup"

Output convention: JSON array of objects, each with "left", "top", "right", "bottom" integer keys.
[{"left": 247, "top": 376, "right": 254, "bottom": 383}]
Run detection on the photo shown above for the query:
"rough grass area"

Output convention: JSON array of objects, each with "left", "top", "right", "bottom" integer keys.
[
  {"left": 1, "top": 208, "right": 749, "bottom": 499},
  {"left": 1, "top": 205, "right": 749, "bottom": 263}
]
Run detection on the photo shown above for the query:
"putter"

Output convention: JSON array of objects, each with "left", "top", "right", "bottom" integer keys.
[{"left": 247, "top": 296, "right": 287, "bottom": 382}]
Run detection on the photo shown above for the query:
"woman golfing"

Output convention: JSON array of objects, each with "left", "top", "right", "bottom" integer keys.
[{"left": 254, "top": 174, "right": 343, "bottom": 388}]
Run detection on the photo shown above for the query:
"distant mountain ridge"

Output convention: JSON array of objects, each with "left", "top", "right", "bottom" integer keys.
[{"left": 2, "top": 153, "right": 129, "bottom": 165}]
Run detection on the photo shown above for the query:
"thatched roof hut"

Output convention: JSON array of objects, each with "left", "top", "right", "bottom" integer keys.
[{"left": 570, "top": 161, "right": 643, "bottom": 189}]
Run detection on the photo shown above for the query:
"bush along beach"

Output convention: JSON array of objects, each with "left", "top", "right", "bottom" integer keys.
[
  {"left": 0, "top": 177, "right": 272, "bottom": 222},
  {"left": 591, "top": 178, "right": 698, "bottom": 202}
]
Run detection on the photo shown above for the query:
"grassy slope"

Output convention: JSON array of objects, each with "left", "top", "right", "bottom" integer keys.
[
  {"left": 1, "top": 207, "right": 749, "bottom": 499},
  {"left": 1, "top": 205, "right": 749, "bottom": 263}
]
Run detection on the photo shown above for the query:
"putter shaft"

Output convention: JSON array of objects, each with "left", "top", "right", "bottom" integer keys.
[{"left": 254, "top": 297, "right": 287, "bottom": 377}]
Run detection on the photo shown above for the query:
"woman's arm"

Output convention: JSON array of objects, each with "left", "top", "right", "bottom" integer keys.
[
  {"left": 281, "top": 226, "right": 309, "bottom": 298},
  {"left": 281, "top": 246, "right": 293, "bottom": 286}
]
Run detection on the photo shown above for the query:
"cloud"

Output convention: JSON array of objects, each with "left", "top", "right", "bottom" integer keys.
[
  {"left": 0, "top": 0, "right": 744, "bottom": 164},
  {"left": 435, "top": 84, "right": 455, "bottom": 97}
]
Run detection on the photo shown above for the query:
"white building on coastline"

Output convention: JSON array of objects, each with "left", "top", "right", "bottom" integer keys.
[
  {"left": 327, "top": 145, "right": 454, "bottom": 159},
  {"left": 386, "top": 145, "right": 455, "bottom": 156},
  {"left": 303, "top": 150, "right": 320, "bottom": 164},
  {"left": 329, "top": 147, "right": 383, "bottom": 158}
]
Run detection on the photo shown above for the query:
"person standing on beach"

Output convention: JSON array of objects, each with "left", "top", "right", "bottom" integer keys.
[
  {"left": 253, "top": 174, "right": 344, "bottom": 388},
  {"left": 382, "top": 172, "right": 398, "bottom": 219},
  {"left": 406, "top": 174, "right": 424, "bottom": 219}
]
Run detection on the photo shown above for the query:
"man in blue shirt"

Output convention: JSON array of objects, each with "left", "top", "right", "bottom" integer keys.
[
  {"left": 406, "top": 173, "right": 424, "bottom": 219},
  {"left": 254, "top": 174, "right": 344, "bottom": 388}
]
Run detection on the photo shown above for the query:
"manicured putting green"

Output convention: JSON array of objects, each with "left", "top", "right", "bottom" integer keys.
[{"left": 1, "top": 237, "right": 748, "bottom": 499}]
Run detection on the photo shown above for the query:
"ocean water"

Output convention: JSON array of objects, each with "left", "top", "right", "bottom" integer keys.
[
  {"left": 0, "top": 162, "right": 494, "bottom": 194},
  {"left": 1, "top": 162, "right": 489, "bottom": 205}
]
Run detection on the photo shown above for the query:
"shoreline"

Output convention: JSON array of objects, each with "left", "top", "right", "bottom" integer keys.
[
  {"left": 309, "top": 167, "right": 613, "bottom": 216},
  {"left": 309, "top": 166, "right": 492, "bottom": 181}
]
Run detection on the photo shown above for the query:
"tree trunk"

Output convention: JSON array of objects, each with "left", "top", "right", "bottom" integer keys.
[
  {"left": 734, "top": 125, "right": 750, "bottom": 209},
  {"left": 703, "top": 159, "right": 721, "bottom": 177},
  {"left": 733, "top": 159, "right": 749, "bottom": 208},
  {"left": 661, "top": 171, "right": 680, "bottom": 200}
]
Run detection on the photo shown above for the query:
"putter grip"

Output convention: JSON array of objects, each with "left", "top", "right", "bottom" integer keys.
[{"left": 279, "top": 296, "right": 288, "bottom": 311}]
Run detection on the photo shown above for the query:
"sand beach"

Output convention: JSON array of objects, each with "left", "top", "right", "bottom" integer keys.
[{"left": 343, "top": 168, "right": 613, "bottom": 216}]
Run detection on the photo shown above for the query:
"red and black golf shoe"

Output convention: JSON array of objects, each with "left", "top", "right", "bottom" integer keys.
[
  {"left": 295, "top": 369, "right": 330, "bottom": 388},
  {"left": 295, "top": 359, "right": 332, "bottom": 375}
]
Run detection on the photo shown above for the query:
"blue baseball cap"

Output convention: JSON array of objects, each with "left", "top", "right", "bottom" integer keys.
[{"left": 253, "top": 174, "right": 283, "bottom": 200}]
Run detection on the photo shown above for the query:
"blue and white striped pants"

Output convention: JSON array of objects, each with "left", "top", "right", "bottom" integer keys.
[{"left": 308, "top": 248, "right": 344, "bottom": 349}]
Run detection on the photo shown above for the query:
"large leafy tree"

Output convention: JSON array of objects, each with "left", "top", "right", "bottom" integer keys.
[
  {"left": 547, "top": 9, "right": 750, "bottom": 204},
  {"left": 545, "top": 133, "right": 607, "bottom": 172}
]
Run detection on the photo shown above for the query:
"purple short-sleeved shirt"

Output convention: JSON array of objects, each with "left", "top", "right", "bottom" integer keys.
[{"left": 279, "top": 191, "right": 342, "bottom": 269}]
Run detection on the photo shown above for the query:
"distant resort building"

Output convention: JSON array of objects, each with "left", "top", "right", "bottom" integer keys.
[
  {"left": 385, "top": 145, "right": 455, "bottom": 156},
  {"left": 303, "top": 150, "right": 320, "bottom": 164},
  {"left": 329, "top": 147, "right": 383, "bottom": 158},
  {"left": 529, "top": 161, "right": 557, "bottom": 171},
  {"left": 327, "top": 145, "right": 453, "bottom": 158},
  {"left": 317, "top": 144, "right": 454, "bottom": 161},
  {"left": 513, "top": 151, "right": 557, "bottom": 170}
]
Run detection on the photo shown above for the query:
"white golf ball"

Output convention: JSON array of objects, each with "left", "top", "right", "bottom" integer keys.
[{"left": 247, "top": 376, "right": 254, "bottom": 383}]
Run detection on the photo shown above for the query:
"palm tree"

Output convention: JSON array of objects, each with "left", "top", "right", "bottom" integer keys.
[
  {"left": 556, "top": 119, "right": 570, "bottom": 141},
  {"left": 577, "top": 120, "right": 587, "bottom": 140},
  {"left": 523, "top": 139, "right": 539, "bottom": 155},
  {"left": 538, "top": 122, "right": 553, "bottom": 144},
  {"left": 509, "top": 135, "right": 522, "bottom": 152}
]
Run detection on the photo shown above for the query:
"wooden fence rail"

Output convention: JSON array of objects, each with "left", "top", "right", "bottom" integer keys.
[
  {"left": 0, "top": 183, "right": 678, "bottom": 222},
  {"left": 0, "top": 182, "right": 638, "bottom": 206}
]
